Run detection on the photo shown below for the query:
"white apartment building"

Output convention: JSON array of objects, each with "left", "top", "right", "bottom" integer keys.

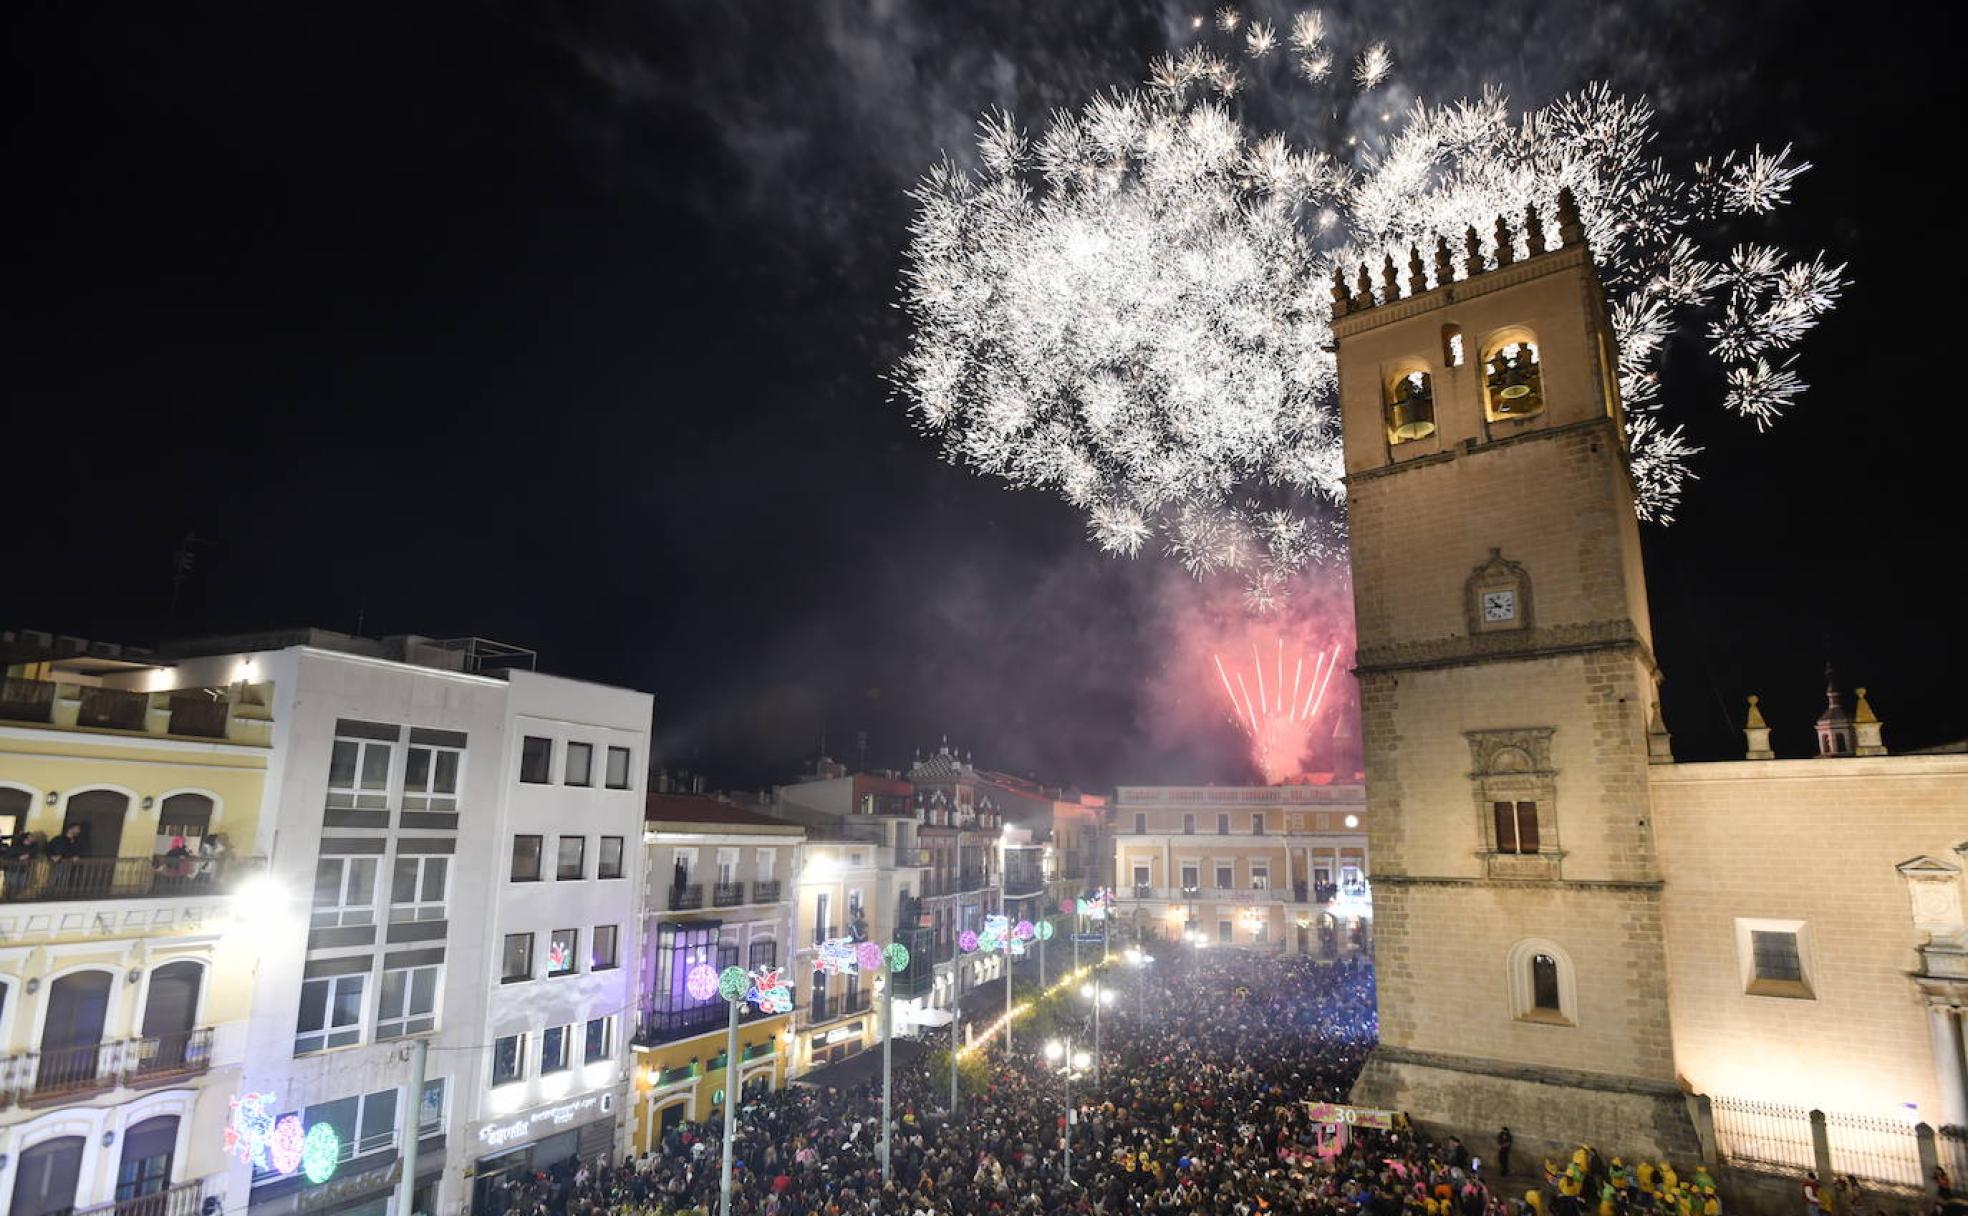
[{"left": 119, "top": 630, "right": 648, "bottom": 1216}]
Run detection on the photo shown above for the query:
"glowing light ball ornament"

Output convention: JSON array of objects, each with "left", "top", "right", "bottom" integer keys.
[
  {"left": 856, "top": 941, "right": 885, "bottom": 973},
  {"left": 301, "top": 1121, "right": 341, "bottom": 1184},
  {"left": 884, "top": 942, "right": 911, "bottom": 973},
  {"left": 270, "top": 1116, "right": 306, "bottom": 1175},
  {"left": 718, "top": 966, "right": 751, "bottom": 1003},
  {"left": 1014, "top": 920, "right": 1035, "bottom": 941},
  {"left": 958, "top": 930, "right": 979, "bottom": 953},
  {"left": 686, "top": 964, "right": 721, "bottom": 1003},
  {"left": 1037, "top": 920, "right": 1055, "bottom": 941}
]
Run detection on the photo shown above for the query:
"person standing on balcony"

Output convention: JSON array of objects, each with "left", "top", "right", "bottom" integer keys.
[{"left": 45, "top": 822, "right": 84, "bottom": 894}]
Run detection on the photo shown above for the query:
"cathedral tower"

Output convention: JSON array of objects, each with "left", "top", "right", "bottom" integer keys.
[{"left": 1336, "top": 197, "right": 1698, "bottom": 1156}]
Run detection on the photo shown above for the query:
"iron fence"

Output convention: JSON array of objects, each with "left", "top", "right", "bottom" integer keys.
[
  {"left": 1710, "top": 1096, "right": 1816, "bottom": 1174},
  {"left": 76, "top": 1176, "right": 218, "bottom": 1216}
]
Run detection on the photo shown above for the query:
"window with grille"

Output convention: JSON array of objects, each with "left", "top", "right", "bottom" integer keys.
[{"left": 1492, "top": 801, "right": 1540, "bottom": 854}]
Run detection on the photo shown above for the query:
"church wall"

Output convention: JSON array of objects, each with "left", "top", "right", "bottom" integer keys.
[{"left": 1650, "top": 755, "right": 1968, "bottom": 1119}]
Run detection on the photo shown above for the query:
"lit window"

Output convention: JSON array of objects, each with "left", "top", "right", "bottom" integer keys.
[
  {"left": 1443, "top": 325, "right": 1466, "bottom": 367},
  {"left": 547, "top": 928, "right": 579, "bottom": 976}
]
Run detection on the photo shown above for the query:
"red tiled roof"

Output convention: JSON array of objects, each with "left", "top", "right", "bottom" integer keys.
[{"left": 644, "top": 793, "right": 802, "bottom": 830}]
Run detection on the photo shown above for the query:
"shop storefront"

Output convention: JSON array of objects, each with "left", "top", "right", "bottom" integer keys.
[
  {"left": 468, "top": 1096, "right": 617, "bottom": 1216},
  {"left": 806, "top": 1020, "right": 867, "bottom": 1069}
]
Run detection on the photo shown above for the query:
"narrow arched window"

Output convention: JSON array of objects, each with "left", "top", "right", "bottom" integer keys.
[
  {"left": 1484, "top": 339, "right": 1544, "bottom": 421},
  {"left": 1385, "top": 370, "right": 1436, "bottom": 444},
  {"left": 1532, "top": 954, "right": 1561, "bottom": 1011},
  {"left": 1442, "top": 324, "right": 1465, "bottom": 368}
]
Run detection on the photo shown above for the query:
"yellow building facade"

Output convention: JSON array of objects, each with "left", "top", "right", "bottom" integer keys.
[
  {"left": 2, "top": 639, "right": 273, "bottom": 1216},
  {"left": 1111, "top": 784, "right": 1370, "bottom": 956}
]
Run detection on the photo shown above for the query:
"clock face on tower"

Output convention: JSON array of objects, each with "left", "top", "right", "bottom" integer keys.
[{"left": 1481, "top": 590, "right": 1517, "bottom": 622}]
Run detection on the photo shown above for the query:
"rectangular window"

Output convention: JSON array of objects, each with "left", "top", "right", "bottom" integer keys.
[
  {"left": 491, "top": 1034, "right": 524, "bottom": 1086},
  {"left": 1752, "top": 931, "right": 1802, "bottom": 983},
  {"left": 597, "top": 836, "right": 625, "bottom": 879},
  {"left": 557, "top": 836, "right": 586, "bottom": 880},
  {"left": 717, "top": 943, "right": 739, "bottom": 973},
  {"left": 311, "top": 857, "right": 377, "bottom": 928},
  {"left": 1217, "top": 813, "right": 1230, "bottom": 835},
  {"left": 402, "top": 742, "right": 462, "bottom": 813},
  {"left": 1250, "top": 864, "right": 1269, "bottom": 889},
  {"left": 511, "top": 835, "right": 543, "bottom": 882},
  {"left": 296, "top": 974, "right": 366, "bottom": 1054},
  {"left": 327, "top": 724, "right": 397, "bottom": 810},
  {"left": 717, "top": 848, "right": 739, "bottom": 884},
  {"left": 815, "top": 892, "right": 831, "bottom": 943},
  {"left": 1180, "top": 863, "right": 1199, "bottom": 891},
  {"left": 748, "top": 938, "right": 777, "bottom": 970},
  {"left": 541, "top": 1025, "right": 571, "bottom": 1073},
  {"left": 418, "top": 1078, "right": 447, "bottom": 1138},
  {"left": 592, "top": 924, "right": 619, "bottom": 970},
  {"left": 1133, "top": 813, "right": 1146, "bottom": 834},
  {"left": 301, "top": 1089, "right": 399, "bottom": 1165},
  {"left": 547, "top": 928, "right": 578, "bottom": 976},
  {"left": 519, "top": 736, "right": 552, "bottom": 784},
  {"left": 1493, "top": 801, "right": 1541, "bottom": 854},
  {"left": 1252, "top": 813, "right": 1265, "bottom": 835},
  {"left": 376, "top": 965, "right": 439, "bottom": 1039},
  {"left": 584, "top": 1016, "right": 613, "bottom": 1064},
  {"left": 1215, "top": 864, "right": 1232, "bottom": 889},
  {"left": 1217, "top": 920, "right": 1232, "bottom": 943},
  {"left": 390, "top": 855, "right": 448, "bottom": 922},
  {"left": 605, "top": 746, "right": 632, "bottom": 789},
  {"left": 1182, "top": 813, "right": 1195, "bottom": 834},
  {"left": 756, "top": 848, "right": 775, "bottom": 882},
  {"left": 565, "top": 742, "right": 593, "bottom": 787},
  {"left": 1132, "top": 864, "right": 1150, "bottom": 887},
  {"left": 502, "top": 932, "right": 533, "bottom": 983}
]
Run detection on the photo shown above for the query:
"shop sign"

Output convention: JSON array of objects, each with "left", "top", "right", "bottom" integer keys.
[
  {"left": 1303, "top": 1101, "right": 1402, "bottom": 1130},
  {"left": 476, "top": 1093, "right": 602, "bottom": 1149}
]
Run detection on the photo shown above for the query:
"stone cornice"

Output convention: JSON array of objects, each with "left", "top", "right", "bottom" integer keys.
[
  {"left": 1344, "top": 417, "right": 1620, "bottom": 486},
  {"left": 1332, "top": 243, "right": 1595, "bottom": 339},
  {"left": 1368, "top": 873, "right": 1663, "bottom": 894},
  {"left": 1355, "top": 619, "right": 1657, "bottom": 679}
]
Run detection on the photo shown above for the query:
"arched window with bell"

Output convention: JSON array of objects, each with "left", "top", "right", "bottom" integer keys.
[
  {"left": 1384, "top": 366, "right": 1436, "bottom": 446},
  {"left": 1483, "top": 330, "right": 1544, "bottom": 422}
]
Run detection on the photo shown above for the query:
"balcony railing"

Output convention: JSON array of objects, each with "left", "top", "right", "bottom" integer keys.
[
  {"left": 842, "top": 991, "right": 871, "bottom": 1016},
  {"left": 712, "top": 882, "right": 746, "bottom": 908},
  {"left": 0, "top": 1029, "right": 212, "bottom": 1106},
  {"left": 668, "top": 883, "right": 704, "bottom": 911},
  {"left": 0, "top": 677, "right": 57, "bottom": 723},
  {"left": 0, "top": 857, "right": 243, "bottom": 905},
  {"left": 753, "top": 880, "right": 782, "bottom": 903},
  {"left": 958, "top": 869, "right": 987, "bottom": 891},
  {"left": 77, "top": 1176, "right": 219, "bottom": 1216},
  {"left": 633, "top": 1000, "right": 777, "bottom": 1047},
  {"left": 77, "top": 686, "right": 151, "bottom": 731},
  {"left": 126, "top": 1028, "right": 214, "bottom": 1085}
]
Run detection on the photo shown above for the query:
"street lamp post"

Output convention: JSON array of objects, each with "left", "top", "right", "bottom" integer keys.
[
  {"left": 1080, "top": 980, "right": 1113, "bottom": 1089},
  {"left": 691, "top": 963, "right": 792, "bottom": 1216},
  {"left": 1043, "top": 1039, "right": 1090, "bottom": 1184}
]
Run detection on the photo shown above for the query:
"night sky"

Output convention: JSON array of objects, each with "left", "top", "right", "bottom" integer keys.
[{"left": 9, "top": 1, "right": 1961, "bottom": 789}]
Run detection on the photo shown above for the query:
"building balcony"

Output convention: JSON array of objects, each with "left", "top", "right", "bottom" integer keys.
[
  {"left": 712, "top": 882, "right": 746, "bottom": 908},
  {"left": 753, "top": 879, "right": 782, "bottom": 903},
  {"left": 1, "top": 1028, "right": 213, "bottom": 1106},
  {"left": 1, "top": 857, "right": 248, "bottom": 906},
  {"left": 76, "top": 1175, "right": 221, "bottom": 1216},
  {"left": 0, "top": 677, "right": 272, "bottom": 745},
  {"left": 633, "top": 1001, "right": 778, "bottom": 1048},
  {"left": 958, "top": 869, "right": 987, "bottom": 891},
  {"left": 667, "top": 883, "right": 704, "bottom": 911}
]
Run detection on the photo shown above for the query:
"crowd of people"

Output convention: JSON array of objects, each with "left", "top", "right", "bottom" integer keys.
[{"left": 482, "top": 951, "right": 1937, "bottom": 1216}]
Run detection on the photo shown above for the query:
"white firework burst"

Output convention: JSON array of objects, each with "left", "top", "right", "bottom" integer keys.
[{"left": 896, "top": 9, "right": 1843, "bottom": 599}]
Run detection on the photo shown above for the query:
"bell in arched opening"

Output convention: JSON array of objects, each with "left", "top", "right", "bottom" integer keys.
[
  {"left": 1385, "top": 370, "right": 1437, "bottom": 443},
  {"left": 1485, "top": 341, "right": 1544, "bottom": 418}
]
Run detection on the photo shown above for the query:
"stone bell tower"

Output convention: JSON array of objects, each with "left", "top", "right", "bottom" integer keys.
[{"left": 1336, "top": 193, "right": 1697, "bottom": 1157}]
